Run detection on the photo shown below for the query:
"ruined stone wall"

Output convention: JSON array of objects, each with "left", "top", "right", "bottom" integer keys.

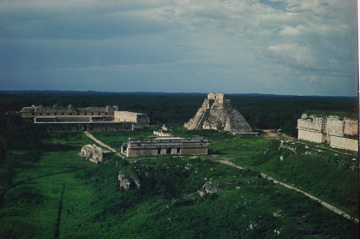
[
  {"left": 181, "top": 147, "right": 208, "bottom": 155},
  {"left": 297, "top": 115, "right": 325, "bottom": 133},
  {"left": 127, "top": 148, "right": 157, "bottom": 157},
  {"left": 35, "top": 117, "right": 91, "bottom": 122},
  {"left": 344, "top": 118, "right": 358, "bottom": 136},
  {"left": 326, "top": 116, "right": 344, "bottom": 136},
  {"left": 114, "top": 111, "right": 150, "bottom": 125},
  {"left": 36, "top": 122, "right": 134, "bottom": 132},
  {"left": 297, "top": 113, "right": 358, "bottom": 151},
  {"left": 330, "top": 135, "right": 358, "bottom": 152},
  {"left": 114, "top": 111, "right": 138, "bottom": 122},
  {"left": 20, "top": 105, "right": 118, "bottom": 117},
  {"left": 298, "top": 129, "right": 325, "bottom": 143}
]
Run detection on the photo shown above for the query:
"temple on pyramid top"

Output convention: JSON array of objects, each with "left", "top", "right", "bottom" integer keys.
[{"left": 184, "top": 93, "right": 257, "bottom": 135}]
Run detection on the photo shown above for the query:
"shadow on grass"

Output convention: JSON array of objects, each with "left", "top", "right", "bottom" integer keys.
[
  {"left": 208, "top": 149, "right": 225, "bottom": 155},
  {"left": 41, "top": 143, "right": 78, "bottom": 152}
]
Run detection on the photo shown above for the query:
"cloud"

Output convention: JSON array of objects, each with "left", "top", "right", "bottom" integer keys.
[
  {"left": 279, "top": 26, "right": 301, "bottom": 36},
  {"left": 0, "top": 0, "right": 357, "bottom": 96},
  {"left": 267, "top": 43, "right": 318, "bottom": 69}
]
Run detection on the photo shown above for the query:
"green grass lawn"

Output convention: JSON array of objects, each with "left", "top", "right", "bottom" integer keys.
[
  {"left": 0, "top": 130, "right": 358, "bottom": 238},
  {"left": 0, "top": 133, "right": 97, "bottom": 238}
]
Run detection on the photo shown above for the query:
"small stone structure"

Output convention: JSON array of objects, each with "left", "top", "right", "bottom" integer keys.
[
  {"left": 184, "top": 93, "right": 257, "bottom": 135},
  {"left": 121, "top": 137, "right": 209, "bottom": 157},
  {"left": 297, "top": 113, "right": 358, "bottom": 151},
  {"left": 79, "top": 144, "right": 110, "bottom": 164},
  {"left": 19, "top": 105, "right": 150, "bottom": 131},
  {"left": 153, "top": 130, "right": 173, "bottom": 137}
]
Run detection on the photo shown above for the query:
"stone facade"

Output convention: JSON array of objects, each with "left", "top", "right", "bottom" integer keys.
[
  {"left": 153, "top": 130, "right": 173, "bottom": 137},
  {"left": 121, "top": 137, "right": 209, "bottom": 157},
  {"left": 297, "top": 113, "right": 358, "bottom": 151},
  {"left": 114, "top": 111, "right": 150, "bottom": 126},
  {"left": 184, "top": 93, "right": 257, "bottom": 135},
  {"left": 20, "top": 104, "right": 119, "bottom": 117},
  {"left": 298, "top": 129, "right": 325, "bottom": 144},
  {"left": 19, "top": 105, "right": 150, "bottom": 131}
]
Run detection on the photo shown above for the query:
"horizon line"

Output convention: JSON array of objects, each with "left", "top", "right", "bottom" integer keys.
[{"left": 0, "top": 89, "right": 357, "bottom": 98}]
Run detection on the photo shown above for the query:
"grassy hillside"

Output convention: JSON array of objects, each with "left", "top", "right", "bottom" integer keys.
[
  {"left": 1, "top": 129, "right": 357, "bottom": 238},
  {"left": 174, "top": 129, "right": 358, "bottom": 218},
  {"left": 79, "top": 128, "right": 359, "bottom": 217}
]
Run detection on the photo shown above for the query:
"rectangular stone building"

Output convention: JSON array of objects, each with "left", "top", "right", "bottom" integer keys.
[
  {"left": 19, "top": 105, "right": 150, "bottom": 131},
  {"left": 121, "top": 137, "right": 209, "bottom": 157}
]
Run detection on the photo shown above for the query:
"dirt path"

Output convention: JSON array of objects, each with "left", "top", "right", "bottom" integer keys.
[
  {"left": 218, "top": 160, "right": 245, "bottom": 170},
  {"left": 217, "top": 160, "right": 359, "bottom": 224},
  {"left": 84, "top": 131, "right": 125, "bottom": 158}
]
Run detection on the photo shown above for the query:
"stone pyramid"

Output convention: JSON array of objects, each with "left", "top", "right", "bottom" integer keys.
[{"left": 184, "top": 93, "right": 257, "bottom": 135}]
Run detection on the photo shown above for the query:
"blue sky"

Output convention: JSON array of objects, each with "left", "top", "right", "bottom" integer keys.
[{"left": 0, "top": 0, "right": 357, "bottom": 96}]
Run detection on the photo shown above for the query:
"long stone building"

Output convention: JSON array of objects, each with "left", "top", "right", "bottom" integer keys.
[
  {"left": 121, "top": 137, "right": 209, "bottom": 157},
  {"left": 297, "top": 113, "right": 358, "bottom": 152},
  {"left": 19, "top": 105, "right": 150, "bottom": 131},
  {"left": 184, "top": 93, "right": 257, "bottom": 135}
]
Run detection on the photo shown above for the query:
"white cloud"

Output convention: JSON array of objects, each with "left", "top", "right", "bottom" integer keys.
[
  {"left": 267, "top": 43, "right": 317, "bottom": 68},
  {"left": 279, "top": 26, "right": 302, "bottom": 36}
]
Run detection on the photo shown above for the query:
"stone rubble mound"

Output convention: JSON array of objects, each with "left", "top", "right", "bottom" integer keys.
[
  {"left": 198, "top": 181, "right": 223, "bottom": 197},
  {"left": 118, "top": 173, "right": 141, "bottom": 190},
  {"left": 79, "top": 144, "right": 110, "bottom": 164}
]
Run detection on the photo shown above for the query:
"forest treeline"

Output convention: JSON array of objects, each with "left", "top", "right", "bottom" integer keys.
[{"left": 0, "top": 91, "right": 357, "bottom": 138}]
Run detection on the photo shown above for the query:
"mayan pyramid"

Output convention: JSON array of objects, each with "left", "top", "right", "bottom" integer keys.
[{"left": 184, "top": 93, "right": 257, "bottom": 135}]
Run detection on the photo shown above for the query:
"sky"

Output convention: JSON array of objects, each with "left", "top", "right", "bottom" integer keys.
[{"left": 0, "top": 0, "right": 358, "bottom": 96}]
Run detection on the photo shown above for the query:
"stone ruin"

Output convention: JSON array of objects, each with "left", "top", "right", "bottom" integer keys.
[
  {"left": 19, "top": 105, "right": 150, "bottom": 132},
  {"left": 121, "top": 137, "right": 209, "bottom": 157},
  {"left": 184, "top": 93, "right": 257, "bottom": 135},
  {"left": 297, "top": 113, "right": 358, "bottom": 151},
  {"left": 79, "top": 144, "right": 110, "bottom": 164}
]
